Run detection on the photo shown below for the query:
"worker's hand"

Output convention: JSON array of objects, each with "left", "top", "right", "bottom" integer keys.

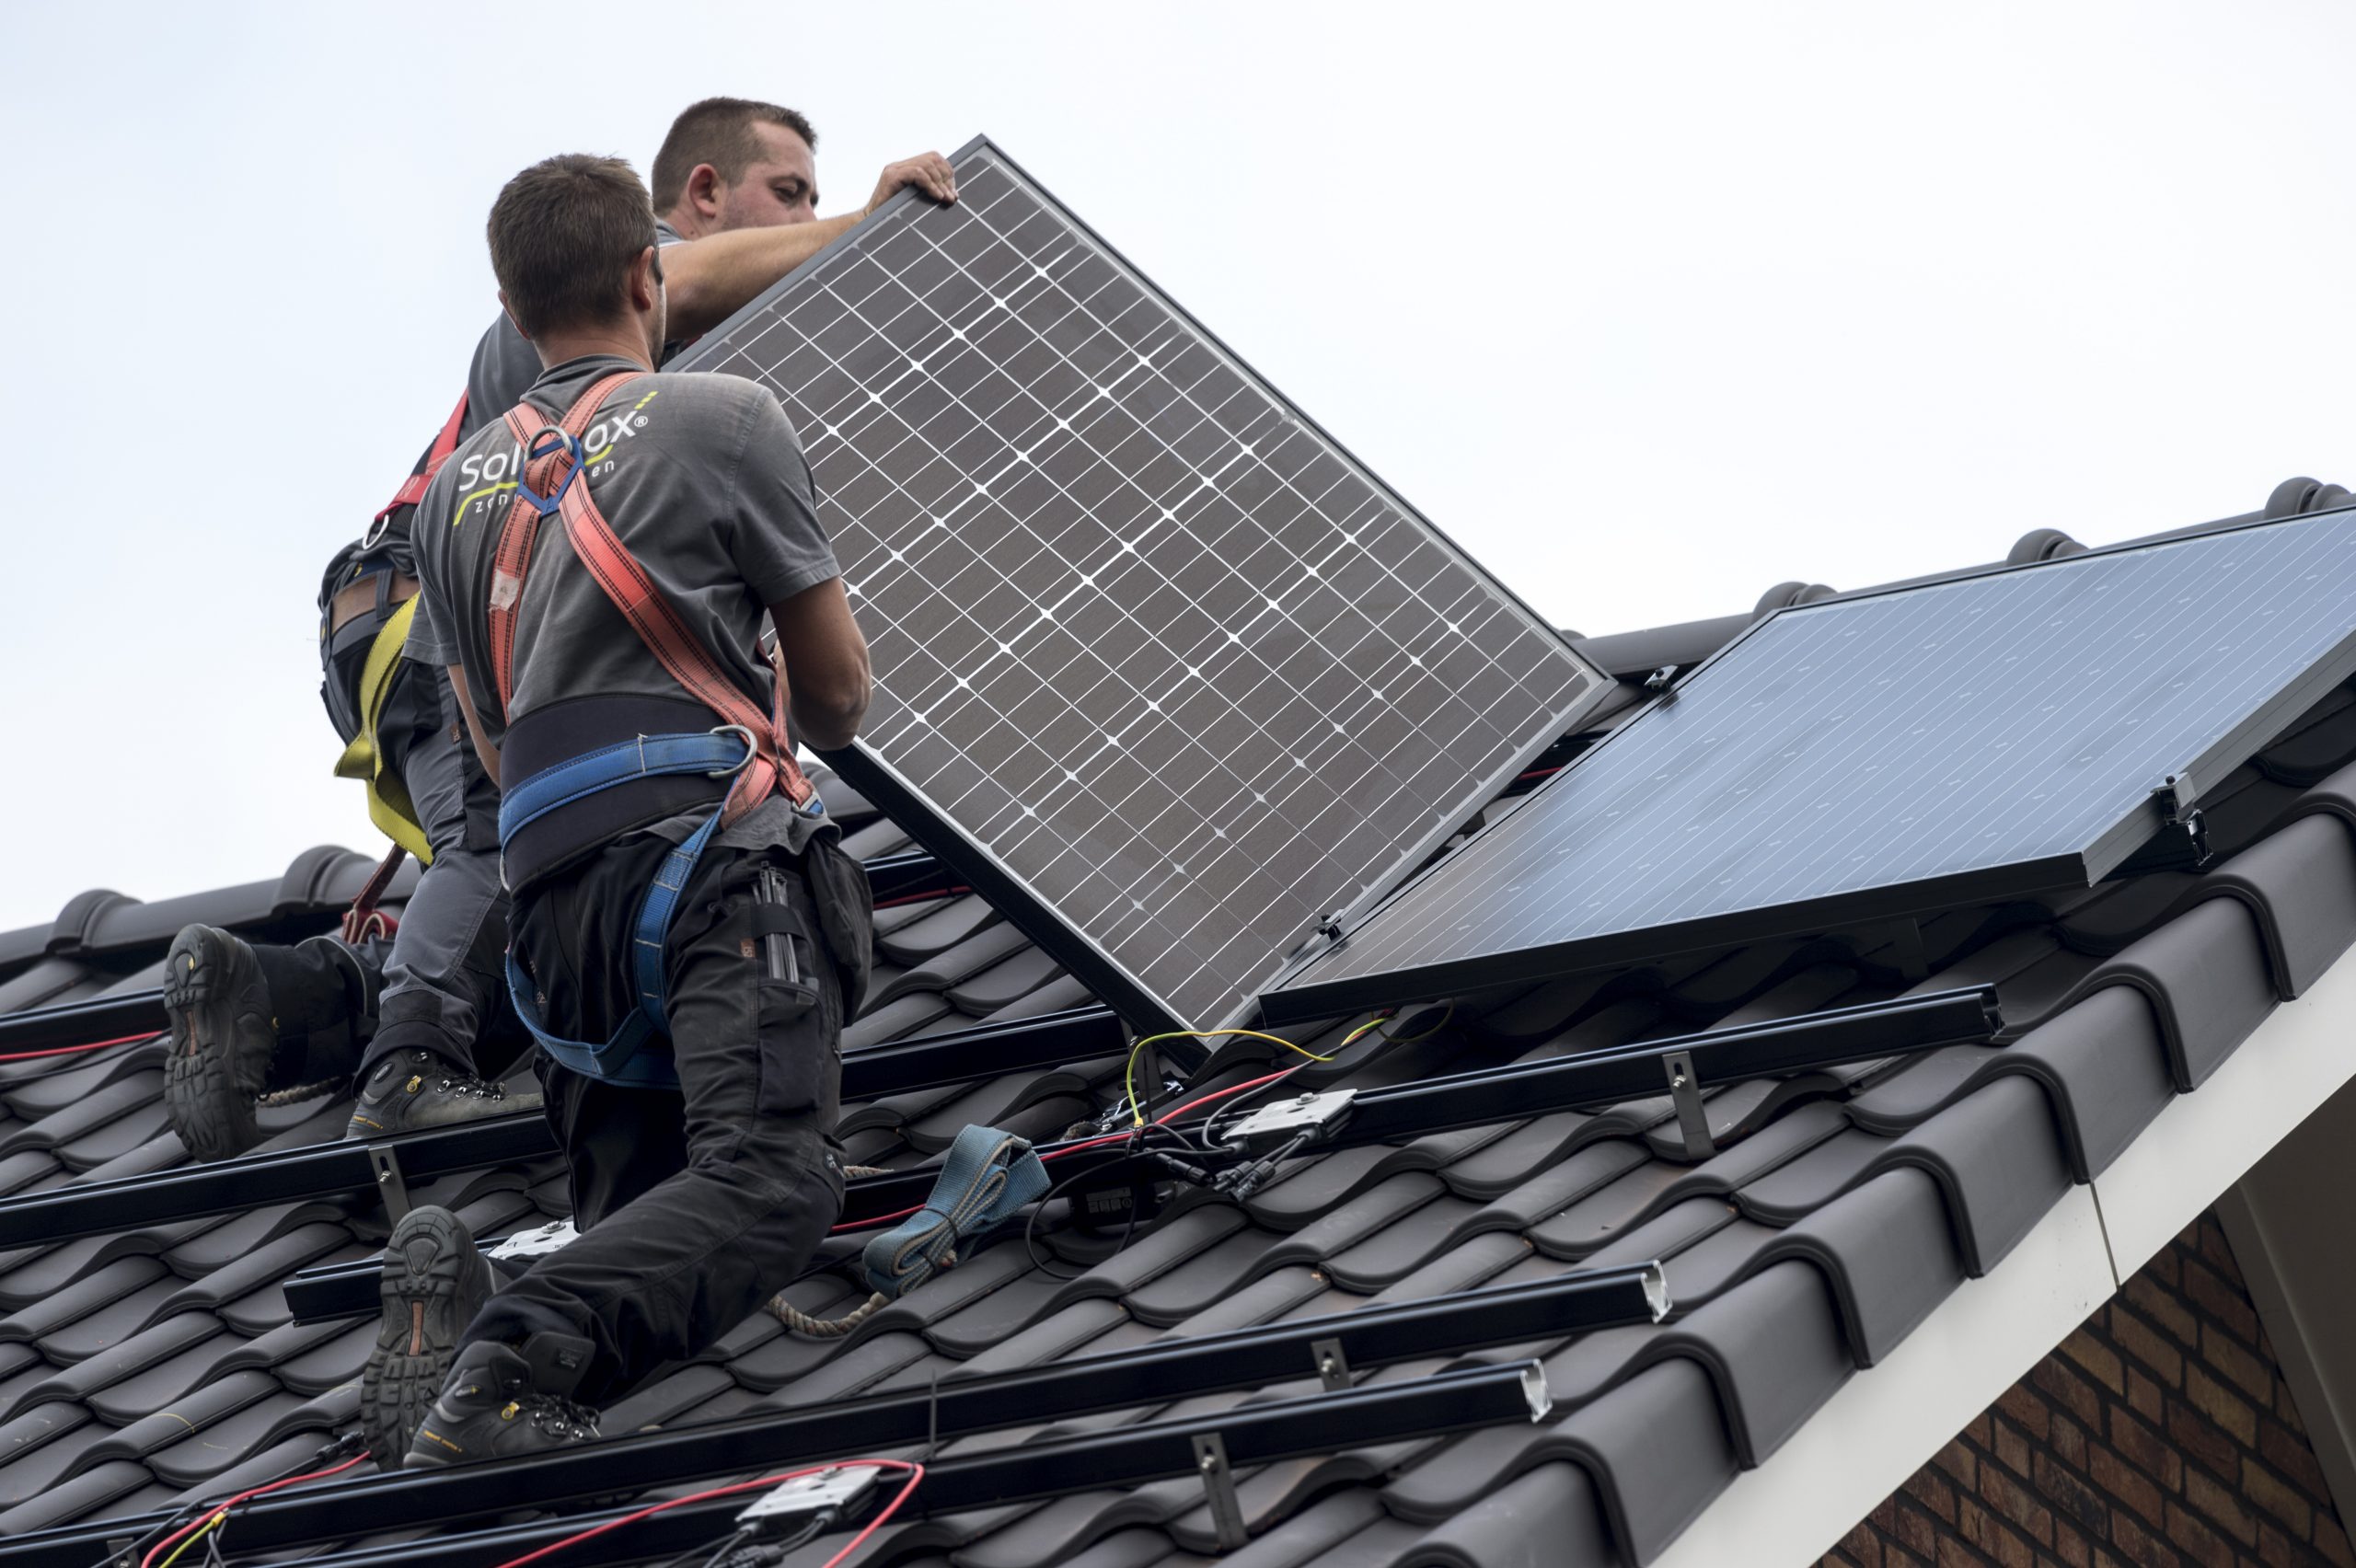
[{"left": 866, "top": 153, "right": 958, "bottom": 215}]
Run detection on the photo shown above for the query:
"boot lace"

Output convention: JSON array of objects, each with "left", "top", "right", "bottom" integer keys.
[{"left": 522, "top": 1392, "right": 600, "bottom": 1440}]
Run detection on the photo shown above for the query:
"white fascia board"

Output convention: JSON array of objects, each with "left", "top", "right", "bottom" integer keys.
[{"left": 1654, "top": 943, "right": 2356, "bottom": 1568}]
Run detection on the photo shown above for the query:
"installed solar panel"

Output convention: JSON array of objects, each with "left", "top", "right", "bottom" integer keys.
[
  {"left": 677, "top": 137, "right": 1605, "bottom": 1033},
  {"left": 1262, "top": 509, "right": 2356, "bottom": 1025}
]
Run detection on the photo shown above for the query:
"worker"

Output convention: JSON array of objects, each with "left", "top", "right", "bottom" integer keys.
[
  {"left": 165, "top": 100, "right": 953, "bottom": 1178},
  {"left": 381, "top": 149, "right": 884, "bottom": 1470}
]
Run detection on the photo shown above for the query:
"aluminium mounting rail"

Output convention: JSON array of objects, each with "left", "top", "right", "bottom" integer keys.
[
  {"left": 283, "top": 986, "right": 1993, "bottom": 1323},
  {"left": 837, "top": 984, "right": 2001, "bottom": 1217},
  {"left": 5, "top": 1270, "right": 1646, "bottom": 1568},
  {"left": 183, "top": 1365, "right": 1545, "bottom": 1568},
  {"left": 0, "top": 1005, "right": 1123, "bottom": 1252},
  {"left": 0, "top": 854, "right": 952, "bottom": 1064}
]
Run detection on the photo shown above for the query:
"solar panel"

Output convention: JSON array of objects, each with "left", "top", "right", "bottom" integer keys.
[
  {"left": 676, "top": 137, "right": 1605, "bottom": 1033},
  {"left": 1261, "top": 509, "right": 2356, "bottom": 1025}
]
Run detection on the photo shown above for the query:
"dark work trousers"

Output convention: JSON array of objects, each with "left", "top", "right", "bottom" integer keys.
[
  {"left": 257, "top": 665, "right": 517, "bottom": 1090},
  {"left": 468, "top": 835, "right": 861, "bottom": 1407},
  {"left": 362, "top": 666, "right": 510, "bottom": 1078}
]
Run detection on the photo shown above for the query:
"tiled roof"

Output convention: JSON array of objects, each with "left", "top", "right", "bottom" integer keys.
[{"left": 0, "top": 490, "right": 2351, "bottom": 1564}]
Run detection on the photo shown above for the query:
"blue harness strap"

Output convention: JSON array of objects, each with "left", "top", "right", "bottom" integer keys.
[
  {"left": 861, "top": 1124, "right": 1051, "bottom": 1298},
  {"left": 501, "top": 728, "right": 759, "bottom": 1090}
]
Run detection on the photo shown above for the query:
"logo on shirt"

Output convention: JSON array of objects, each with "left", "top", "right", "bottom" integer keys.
[{"left": 445, "top": 386, "right": 662, "bottom": 527}]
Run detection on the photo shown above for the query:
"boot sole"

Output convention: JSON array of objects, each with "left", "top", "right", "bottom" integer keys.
[
  {"left": 363, "top": 1206, "right": 492, "bottom": 1471},
  {"left": 161, "top": 928, "right": 273, "bottom": 1161}
]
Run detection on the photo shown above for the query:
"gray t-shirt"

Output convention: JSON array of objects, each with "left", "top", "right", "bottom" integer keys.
[
  {"left": 408, "top": 352, "right": 842, "bottom": 856},
  {"left": 457, "top": 221, "right": 685, "bottom": 441}
]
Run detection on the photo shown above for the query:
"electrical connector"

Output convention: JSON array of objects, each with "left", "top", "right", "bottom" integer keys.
[
  {"left": 733, "top": 1465, "right": 881, "bottom": 1536},
  {"left": 1215, "top": 1089, "right": 1356, "bottom": 1153}
]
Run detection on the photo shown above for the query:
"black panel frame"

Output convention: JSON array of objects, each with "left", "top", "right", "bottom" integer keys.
[
  {"left": 679, "top": 135, "right": 1605, "bottom": 1035},
  {"left": 1263, "top": 507, "right": 2356, "bottom": 1026}
]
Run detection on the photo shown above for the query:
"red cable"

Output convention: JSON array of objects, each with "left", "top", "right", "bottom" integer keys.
[
  {"left": 816, "top": 1460, "right": 925, "bottom": 1568},
  {"left": 872, "top": 885, "right": 972, "bottom": 910},
  {"left": 0, "top": 1031, "right": 163, "bottom": 1066},
  {"left": 138, "top": 1451, "right": 371, "bottom": 1568},
  {"left": 485, "top": 1458, "right": 923, "bottom": 1568}
]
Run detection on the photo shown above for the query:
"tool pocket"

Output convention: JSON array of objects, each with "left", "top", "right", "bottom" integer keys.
[
  {"left": 803, "top": 834, "right": 875, "bottom": 1016},
  {"left": 751, "top": 869, "right": 837, "bottom": 1122}
]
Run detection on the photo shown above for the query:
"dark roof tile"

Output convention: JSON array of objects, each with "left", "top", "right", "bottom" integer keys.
[{"left": 84, "top": 1330, "right": 240, "bottom": 1425}]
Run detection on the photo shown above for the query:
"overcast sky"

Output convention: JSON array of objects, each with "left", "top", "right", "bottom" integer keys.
[{"left": 2, "top": 1, "right": 2350, "bottom": 933}]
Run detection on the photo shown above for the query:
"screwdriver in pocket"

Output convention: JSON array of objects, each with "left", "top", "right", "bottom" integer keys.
[{"left": 757, "top": 867, "right": 800, "bottom": 985}]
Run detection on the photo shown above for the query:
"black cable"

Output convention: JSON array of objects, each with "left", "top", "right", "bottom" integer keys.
[
  {"left": 1195, "top": 1065, "right": 1308, "bottom": 1152},
  {"left": 1019, "top": 1120, "right": 1202, "bottom": 1282},
  {"left": 87, "top": 1498, "right": 210, "bottom": 1568}
]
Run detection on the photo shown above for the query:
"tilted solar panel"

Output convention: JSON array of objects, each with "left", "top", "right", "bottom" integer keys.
[
  {"left": 676, "top": 137, "right": 1605, "bottom": 1033},
  {"left": 1261, "top": 508, "right": 2356, "bottom": 1024}
]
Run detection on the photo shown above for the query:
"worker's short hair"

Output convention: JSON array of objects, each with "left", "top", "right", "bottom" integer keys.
[
  {"left": 651, "top": 98, "right": 819, "bottom": 212},
  {"left": 487, "top": 154, "right": 660, "bottom": 339}
]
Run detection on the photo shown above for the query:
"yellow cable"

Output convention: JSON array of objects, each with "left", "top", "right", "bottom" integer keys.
[
  {"left": 1123, "top": 1029, "right": 1334, "bottom": 1126},
  {"left": 157, "top": 1513, "right": 226, "bottom": 1568},
  {"left": 1335, "top": 1000, "right": 1457, "bottom": 1052}
]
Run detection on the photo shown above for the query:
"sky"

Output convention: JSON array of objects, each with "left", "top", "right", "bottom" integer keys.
[{"left": 2, "top": 1, "right": 2352, "bottom": 932}]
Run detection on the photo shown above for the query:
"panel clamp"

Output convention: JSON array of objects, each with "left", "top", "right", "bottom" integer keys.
[
  {"left": 1644, "top": 664, "right": 1682, "bottom": 700},
  {"left": 1661, "top": 1050, "right": 1715, "bottom": 1160},
  {"left": 1191, "top": 1432, "right": 1248, "bottom": 1552},
  {"left": 2149, "top": 771, "right": 2212, "bottom": 870}
]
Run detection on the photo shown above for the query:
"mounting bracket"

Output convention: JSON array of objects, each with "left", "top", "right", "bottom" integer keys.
[
  {"left": 1311, "top": 1336, "right": 1352, "bottom": 1393},
  {"left": 367, "top": 1146, "right": 410, "bottom": 1224},
  {"left": 1191, "top": 1432, "right": 1247, "bottom": 1552},
  {"left": 1661, "top": 1050, "right": 1715, "bottom": 1160}
]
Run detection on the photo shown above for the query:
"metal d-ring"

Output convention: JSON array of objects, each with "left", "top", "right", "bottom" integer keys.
[
  {"left": 708, "top": 724, "right": 759, "bottom": 776},
  {"left": 516, "top": 426, "right": 587, "bottom": 515}
]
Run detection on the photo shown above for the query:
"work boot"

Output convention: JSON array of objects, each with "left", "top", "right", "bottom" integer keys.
[
  {"left": 162, "top": 926, "right": 278, "bottom": 1161},
  {"left": 346, "top": 1048, "right": 540, "bottom": 1141},
  {"left": 361, "top": 1204, "right": 501, "bottom": 1470},
  {"left": 406, "top": 1332, "right": 601, "bottom": 1470}
]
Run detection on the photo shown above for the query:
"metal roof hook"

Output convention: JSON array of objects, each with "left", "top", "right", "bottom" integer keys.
[{"left": 1190, "top": 1432, "right": 1248, "bottom": 1552}]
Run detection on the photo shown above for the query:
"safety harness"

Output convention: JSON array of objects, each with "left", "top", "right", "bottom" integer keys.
[
  {"left": 486, "top": 371, "right": 823, "bottom": 1089},
  {"left": 323, "top": 391, "right": 472, "bottom": 867}
]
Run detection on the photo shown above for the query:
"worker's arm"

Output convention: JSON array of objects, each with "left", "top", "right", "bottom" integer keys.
[
  {"left": 445, "top": 663, "right": 502, "bottom": 788},
  {"left": 662, "top": 154, "right": 958, "bottom": 341},
  {"left": 768, "top": 579, "right": 871, "bottom": 753}
]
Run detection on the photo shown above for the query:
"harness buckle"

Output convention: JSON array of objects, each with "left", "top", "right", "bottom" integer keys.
[
  {"left": 709, "top": 723, "right": 759, "bottom": 777},
  {"left": 515, "top": 427, "right": 586, "bottom": 517}
]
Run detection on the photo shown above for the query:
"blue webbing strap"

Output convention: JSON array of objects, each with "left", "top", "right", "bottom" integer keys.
[
  {"left": 861, "top": 1124, "right": 1051, "bottom": 1298},
  {"left": 499, "top": 730, "right": 750, "bottom": 1091},
  {"left": 498, "top": 730, "right": 749, "bottom": 844}
]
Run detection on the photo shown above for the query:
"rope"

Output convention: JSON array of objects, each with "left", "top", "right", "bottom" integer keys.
[
  {"left": 769, "top": 1287, "right": 894, "bottom": 1338},
  {"left": 256, "top": 1081, "right": 340, "bottom": 1108},
  {"left": 767, "top": 1161, "right": 898, "bottom": 1336}
]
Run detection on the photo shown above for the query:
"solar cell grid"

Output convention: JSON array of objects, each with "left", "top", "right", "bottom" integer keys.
[
  {"left": 1263, "top": 507, "right": 2356, "bottom": 1023},
  {"left": 680, "top": 139, "right": 1603, "bottom": 1031}
]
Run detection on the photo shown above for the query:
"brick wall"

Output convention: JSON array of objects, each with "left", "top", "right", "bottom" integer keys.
[{"left": 1818, "top": 1213, "right": 2351, "bottom": 1568}]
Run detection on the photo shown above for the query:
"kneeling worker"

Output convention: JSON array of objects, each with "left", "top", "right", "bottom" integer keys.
[
  {"left": 383, "top": 151, "right": 873, "bottom": 1467},
  {"left": 164, "top": 98, "right": 953, "bottom": 1164}
]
